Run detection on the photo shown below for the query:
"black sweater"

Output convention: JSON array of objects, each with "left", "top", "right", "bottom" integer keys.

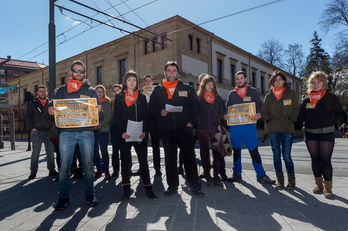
[{"left": 298, "top": 91, "right": 345, "bottom": 129}]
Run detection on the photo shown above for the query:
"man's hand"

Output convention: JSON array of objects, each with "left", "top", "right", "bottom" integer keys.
[
  {"left": 93, "top": 125, "right": 101, "bottom": 130},
  {"left": 32, "top": 128, "right": 38, "bottom": 132},
  {"left": 139, "top": 132, "right": 146, "bottom": 139},
  {"left": 48, "top": 107, "right": 55, "bottom": 115},
  {"left": 223, "top": 114, "right": 228, "bottom": 120},
  {"left": 161, "top": 109, "right": 169, "bottom": 117},
  {"left": 254, "top": 113, "right": 262, "bottom": 120}
]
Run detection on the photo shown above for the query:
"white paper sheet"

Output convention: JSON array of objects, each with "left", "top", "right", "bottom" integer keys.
[
  {"left": 126, "top": 120, "right": 143, "bottom": 142},
  {"left": 165, "top": 104, "right": 183, "bottom": 112}
]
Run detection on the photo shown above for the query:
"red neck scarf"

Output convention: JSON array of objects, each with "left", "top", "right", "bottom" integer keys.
[
  {"left": 162, "top": 79, "right": 178, "bottom": 99},
  {"left": 204, "top": 92, "right": 215, "bottom": 104},
  {"left": 125, "top": 89, "right": 138, "bottom": 107},
  {"left": 100, "top": 97, "right": 107, "bottom": 103},
  {"left": 309, "top": 90, "right": 326, "bottom": 105},
  {"left": 235, "top": 85, "right": 248, "bottom": 99},
  {"left": 272, "top": 87, "right": 285, "bottom": 100},
  {"left": 38, "top": 97, "right": 48, "bottom": 107},
  {"left": 66, "top": 77, "right": 83, "bottom": 93}
]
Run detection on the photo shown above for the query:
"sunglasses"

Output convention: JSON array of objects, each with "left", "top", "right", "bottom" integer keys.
[{"left": 72, "top": 69, "right": 86, "bottom": 74}]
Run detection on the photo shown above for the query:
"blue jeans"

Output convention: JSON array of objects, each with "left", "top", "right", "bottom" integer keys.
[
  {"left": 94, "top": 132, "right": 110, "bottom": 172},
  {"left": 58, "top": 131, "right": 95, "bottom": 197},
  {"left": 268, "top": 133, "right": 294, "bottom": 173},
  {"left": 30, "top": 131, "right": 55, "bottom": 174}
]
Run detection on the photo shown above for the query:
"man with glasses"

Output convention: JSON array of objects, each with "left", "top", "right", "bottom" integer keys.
[
  {"left": 48, "top": 60, "right": 102, "bottom": 210},
  {"left": 25, "top": 85, "right": 58, "bottom": 180}
]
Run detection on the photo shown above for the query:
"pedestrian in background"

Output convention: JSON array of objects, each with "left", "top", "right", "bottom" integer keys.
[
  {"left": 298, "top": 71, "right": 345, "bottom": 198},
  {"left": 261, "top": 71, "right": 299, "bottom": 190}
]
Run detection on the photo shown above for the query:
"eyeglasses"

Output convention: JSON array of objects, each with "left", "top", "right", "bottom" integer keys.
[
  {"left": 37, "top": 91, "right": 47, "bottom": 93},
  {"left": 72, "top": 69, "right": 86, "bottom": 74}
]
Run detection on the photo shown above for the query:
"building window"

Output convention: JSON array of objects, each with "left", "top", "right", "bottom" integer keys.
[
  {"left": 217, "top": 59, "right": 223, "bottom": 83},
  {"left": 153, "top": 37, "right": 159, "bottom": 52},
  {"left": 0, "top": 69, "right": 5, "bottom": 75},
  {"left": 119, "top": 59, "right": 126, "bottom": 84},
  {"left": 161, "top": 33, "right": 167, "bottom": 49},
  {"left": 188, "top": 34, "right": 193, "bottom": 51},
  {"left": 61, "top": 77, "right": 66, "bottom": 85},
  {"left": 196, "top": 38, "right": 200, "bottom": 53},
  {"left": 261, "top": 75, "right": 265, "bottom": 94},
  {"left": 145, "top": 40, "right": 151, "bottom": 54},
  {"left": 96, "top": 66, "right": 103, "bottom": 85},
  {"left": 0, "top": 78, "right": 7, "bottom": 84},
  {"left": 252, "top": 72, "right": 256, "bottom": 87},
  {"left": 230, "top": 64, "right": 235, "bottom": 86}
]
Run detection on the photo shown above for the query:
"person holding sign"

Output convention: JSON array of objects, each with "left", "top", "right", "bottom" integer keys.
[
  {"left": 114, "top": 71, "right": 158, "bottom": 201},
  {"left": 49, "top": 60, "right": 101, "bottom": 210},
  {"left": 261, "top": 71, "right": 299, "bottom": 190},
  {"left": 142, "top": 74, "right": 162, "bottom": 176},
  {"left": 197, "top": 75, "right": 226, "bottom": 186},
  {"left": 298, "top": 71, "right": 344, "bottom": 198},
  {"left": 225, "top": 71, "right": 275, "bottom": 184},
  {"left": 149, "top": 61, "right": 204, "bottom": 198}
]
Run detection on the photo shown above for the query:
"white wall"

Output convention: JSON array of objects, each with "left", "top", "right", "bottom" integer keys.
[{"left": 181, "top": 55, "right": 208, "bottom": 77}]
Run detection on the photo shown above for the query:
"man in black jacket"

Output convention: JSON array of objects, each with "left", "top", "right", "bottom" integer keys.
[
  {"left": 149, "top": 61, "right": 204, "bottom": 197},
  {"left": 25, "top": 85, "right": 58, "bottom": 180}
]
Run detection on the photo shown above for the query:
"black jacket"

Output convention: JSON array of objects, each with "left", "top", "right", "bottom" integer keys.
[
  {"left": 298, "top": 91, "right": 345, "bottom": 129},
  {"left": 114, "top": 90, "right": 149, "bottom": 143},
  {"left": 25, "top": 97, "right": 49, "bottom": 132},
  {"left": 149, "top": 80, "right": 198, "bottom": 133},
  {"left": 197, "top": 95, "right": 226, "bottom": 130}
]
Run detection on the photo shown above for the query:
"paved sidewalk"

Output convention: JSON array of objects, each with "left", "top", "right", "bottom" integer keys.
[{"left": 0, "top": 139, "right": 347, "bottom": 231}]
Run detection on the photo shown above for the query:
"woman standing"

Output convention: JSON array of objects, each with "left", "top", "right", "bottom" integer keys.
[
  {"left": 261, "top": 71, "right": 299, "bottom": 190},
  {"left": 114, "top": 70, "right": 158, "bottom": 200},
  {"left": 197, "top": 75, "right": 226, "bottom": 186},
  {"left": 93, "top": 85, "right": 113, "bottom": 180},
  {"left": 298, "top": 71, "right": 344, "bottom": 198}
]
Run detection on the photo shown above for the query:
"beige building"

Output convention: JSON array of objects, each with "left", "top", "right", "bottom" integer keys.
[{"left": 8, "top": 15, "right": 301, "bottom": 132}]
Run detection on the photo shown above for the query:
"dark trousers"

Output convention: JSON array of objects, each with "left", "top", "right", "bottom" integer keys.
[
  {"left": 161, "top": 129, "right": 199, "bottom": 190},
  {"left": 110, "top": 124, "right": 120, "bottom": 173},
  {"left": 93, "top": 132, "right": 110, "bottom": 172},
  {"left": 119, "top": 141, "right": 151, "bottom": 185},
  {"left": 149, "top": 125, "right": 161, "bottom": 170}
]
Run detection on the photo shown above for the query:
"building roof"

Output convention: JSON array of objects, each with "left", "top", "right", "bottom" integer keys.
[{"left": 0, "top": 57, "right": 46, "bottom": 70}]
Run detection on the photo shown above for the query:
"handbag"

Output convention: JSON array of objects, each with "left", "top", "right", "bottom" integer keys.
[{"left": 209, "top": 104, "right": 232, "bottom": 156}]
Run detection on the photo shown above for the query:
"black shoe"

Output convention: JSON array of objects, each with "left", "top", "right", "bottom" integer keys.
[
  {"left": 220, "top": 173, "right": 228, "bottom": 181},
  {"left": 28, "top": 174, "right": 36, "bottom": 180},
  {"left": 112, "top": 171, "right": 119, "bottom": 178},
  {"left": 177, "top": 166, "right": 184, "bottom": 174},
  {"left": 199, "top": 174, "right": 205, "bottom": 179},
  {"left": 54, "top": 197, "right": 69, "bottom": 210},
  {"left": 86, "top": 195, "right": 99, "bottom": 206},
  {"left": 164, "top": 187, "right": 178, "bottom": 197},
  {"left": 49, "top": 171, "right": 59, "bottom": 177},
  {"left": 257, "top": 174, "right": 276, "bottom": 184},
  {"left": 214, "top": 177, "right": 223, "bottom": 186},
  {"left": 53, "top": 175, "right": 59, "bottom": 182},
  {"left": 155, "top": 169, "right": 162, "bottom": 176},
  {"left": 206, "top": 177, "right": 214, "bottom": 186},
  {"left": 227, "top": 173, "right": 242, "bottom": 182},
  {"left": 192, "top": 188, "right": 205, "bottom": 198}
]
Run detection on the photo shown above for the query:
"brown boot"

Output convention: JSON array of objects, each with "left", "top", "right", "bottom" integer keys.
[
  {"left": 275, "top": 172, "right": 284, "bottom": 190},
  {"left": 286, "top": 173, "right": 296, "bottom": 190},
  {"left": 313, "top": 177, "right": 324, "bottom": 194},
  {"left": 323, "top": 181, "right": 333, "bottom": 198}
]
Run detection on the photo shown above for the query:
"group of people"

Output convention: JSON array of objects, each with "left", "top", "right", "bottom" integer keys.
[{"left": 25, "top": 59, "right": 344, "bottom": 212}]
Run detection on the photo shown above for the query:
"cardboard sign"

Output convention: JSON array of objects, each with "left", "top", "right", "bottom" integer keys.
[
  {"left": 143, "top": 85, "right": 155, "bottom": 103},
  {"left": 227, "top": 102, "right": 256, "bottom": 126},
  {"left": 53, "top": 98, "right": 99, "bottom": 128}
]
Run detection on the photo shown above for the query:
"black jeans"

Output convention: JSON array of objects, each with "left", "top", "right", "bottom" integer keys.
[{"left": 161, "top": 128, "right": 200, "bottom": 190}]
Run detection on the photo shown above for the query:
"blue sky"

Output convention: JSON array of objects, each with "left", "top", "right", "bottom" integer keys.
[{"left": 2, "top": 0, "right": 341, "bottom": 66}]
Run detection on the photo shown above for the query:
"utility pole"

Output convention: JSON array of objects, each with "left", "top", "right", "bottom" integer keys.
[{"left": 49, "top": 0, "right": 56, "bottom": 99}]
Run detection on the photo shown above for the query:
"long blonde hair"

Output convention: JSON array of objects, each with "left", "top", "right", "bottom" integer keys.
[{"left": 307, "top": 71, "right": 328, "bottom": 94}]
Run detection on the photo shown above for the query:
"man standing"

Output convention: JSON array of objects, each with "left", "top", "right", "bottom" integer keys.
[
  {"left": 225, "top": 71, "right": 275, "bottom": 184},
  {"left": 149, "top": 61, "right": 204, "bottom": 197},
  {"left": 25, "top": 85, "right": 58, "bottom": 180},
  {"left": 143, "top": 74, "right": 162, "bottom": 176},
  {"left": 49, "top": 60, "right": 101, "bottom": 210},
  {"left": 110, "top": 84, "right": 122, "bottom": 177}
]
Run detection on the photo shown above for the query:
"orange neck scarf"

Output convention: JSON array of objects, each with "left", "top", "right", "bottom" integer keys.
[
  {"left": 309, "top": 90, "right": 326, "bottom": 105},
  {"left": 125, "top": 89, "right": 138, "bottom": 107},
  {"left": 204, "top": 92, "right": 215, "bottom": 104},
  {"left": 100, "top": 97, "right": 107, "bottom": 103},
  {"left": 235, "top": 85, "right": 248, "bottom": 99},
  {"left": 38, "top": 97, "right": 48, "bottom": 107},
  {"left": 66, "top": 77, "right": 83, "bottom": 93},
  {"left": 272, "top": 87, "right": 285, "bottom": 100},
  {"left": 162, "top": 79, "right": 178, "bottom": 99}
]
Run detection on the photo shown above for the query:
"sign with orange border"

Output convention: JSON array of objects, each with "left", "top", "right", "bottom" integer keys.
[
  {"left": 53, "top": 98, "right": 99, "bottom": 128},
  {"left": 227, "top": 102, "right": 256, "bottom": 126}
]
